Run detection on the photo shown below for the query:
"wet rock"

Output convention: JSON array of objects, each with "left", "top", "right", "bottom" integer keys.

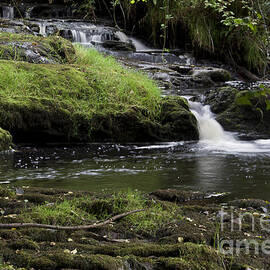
[
  {"left": 190, "top": 67, "right": 231, "bottom": 84},
  {"left": 204, "top": 86, "right": 270, "bottom": 136},
  {"left": 0, "top": 32, "right": 75, "bottom": 64},
  {"left": 0, "top": 19, "right": 33, "bottom": 34},
  {"left": 0, "top": 127, "right": 12, "bottom": 151},
  {"left": 151, "top": 189, "right": 204, "bottom": 203},
  {"left": 204, "top": 86, "right": 238, "bottom": 114},
  {"left": 168, "top": 64, "right": 193, "bottom": 75},
  {"left": 102, "top": 40, "right": 135, "bottom": 51},
  {"left": 159, "top": 96, "right": 199, "bottom": 141}
]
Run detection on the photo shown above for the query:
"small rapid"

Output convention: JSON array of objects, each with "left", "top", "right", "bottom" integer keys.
[
  {"left": 189, "top": 100, "right": 270, "bottom": 154},
  {"left": 2, "top": 6, "right": 14, "bottom": 19}
]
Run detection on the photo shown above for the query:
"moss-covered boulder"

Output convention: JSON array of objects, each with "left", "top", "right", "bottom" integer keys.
[
  {"left": 205, "top": 86, "right": 270, "bottom": 137},
  {"left": 160, "top": 96, "right": 199, "bottom": 140},
  {"left": 0, "top": 127, "right": 12, "bottom": 151},
  {"left": 0, "top": 33, "right": 198, "bottom": 143}
]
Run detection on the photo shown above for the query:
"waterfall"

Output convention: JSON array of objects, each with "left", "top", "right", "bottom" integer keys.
[
  {"left": 188, "top": 100, "right": 266, "bottom": 152},
  {"left": 71, "top": 30, "right": 87, "bottom": 44},
  {"left": 2, "top": 6, "right": 14, "bottom": 19},
  {"left": 189, "top": 101, "right": 234, "bottom": 142},
  {"left": 38, "top": 22, "right": 47, "bottom": 36},
  {"left": 129, "top": 37, "right": 151, "bottom": 52}
]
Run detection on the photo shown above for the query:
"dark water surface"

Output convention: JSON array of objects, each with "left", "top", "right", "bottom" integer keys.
[{"left": 1, "top": 142, "right": 270, "bottom": 200}]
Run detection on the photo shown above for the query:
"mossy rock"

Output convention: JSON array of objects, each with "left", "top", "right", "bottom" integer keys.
[
  {"left": 151, "top": 189, "right": 204, "bottom": 203},
  {"left": 0, "top": 127, "right": 12, "bottom": 151},
  {"left": 205, "top": 86, "right": 270, "bottom": 136},
  {"left": 0, "top": 48, "right": 198, "bottom": 143},
  {"left": 229, "top": 199, "right": 270, "bottom": 211},
  {"left": 160, "top": 96, "right": 199, "bottom": 141},
  {"left": 0, "top": 32, "right": 75, "bottom": 64},
  {"left": 190, "top": 68, "right": 231, "bottom": 84}
]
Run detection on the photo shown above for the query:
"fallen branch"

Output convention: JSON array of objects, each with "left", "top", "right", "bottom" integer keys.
[{"left": 0, "top": 209, "right": 144, "bottom": 231}]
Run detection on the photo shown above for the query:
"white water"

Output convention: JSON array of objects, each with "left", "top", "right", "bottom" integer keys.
[
  {"left": 129, "top": 37, "right": 150, "bottom": 51},
  {"left": 71, "top": 30, "right": 88, "bottom": 44},
  {"left": 38, "top": 22, "right": 47, "bottom": 36},
  {"left": 189, "top": 100, "right": 270, "bottom": 153},
  {"left": 2, "top": 6, "right": 14, "bottom": 19}
]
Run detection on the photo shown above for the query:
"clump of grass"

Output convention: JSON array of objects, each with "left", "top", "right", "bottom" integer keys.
[
  {"left": 21, "top": 190, "right": 181, "bottom": 237},
  {"left": 0, "top": 185, "right": 15, "bottom": 198},
  {"left": 23, "top": 199, "right": 97, "bottom": 226},
  {"left": 73, "top": 45, "right": 161, "bottom": 118},
  {"left": 110, "top": 190, "right": 182, "bottom": 236}
]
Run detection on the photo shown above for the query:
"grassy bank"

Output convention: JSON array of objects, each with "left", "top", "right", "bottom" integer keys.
[
  {"left": 0, "top": 186, "right": 269, "bottom": 269},
  {"left": 0, "top": 32, "right": 199, "bottom": 145}
]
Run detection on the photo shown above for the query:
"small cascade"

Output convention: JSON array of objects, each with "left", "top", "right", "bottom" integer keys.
[
  {"left": 38, "top": 22, "right": 47, "bottom": 36},
  {"left": 129, "top": 37, "right": 152, "bottom": 52},
  {"left": 71, "top": 30, "right": 87, "bottom": 44},
  {"left": 188, "top": 100, "right": 270, "bottom": 153},
  {"left": 2, "top": 6, "right": 14, "bottom": 19},
  {"left": 189, "top": 101, "right": 234, "bottom": 142}
]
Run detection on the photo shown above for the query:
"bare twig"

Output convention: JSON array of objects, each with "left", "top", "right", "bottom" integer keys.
[{"left": 0, "top": 209, "right": 144, "bottom": 231}]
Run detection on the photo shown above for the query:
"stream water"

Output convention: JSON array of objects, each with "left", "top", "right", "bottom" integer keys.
[
  {"left": 1, "top": 15, "right": 270, "bottom": 200},
  {"left": 1, "top": 100, "right": 270, "bottom": 200}
]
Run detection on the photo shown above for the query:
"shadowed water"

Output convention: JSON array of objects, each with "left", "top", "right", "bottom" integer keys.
[{"left": 1, "top": 139, "right": 270, "bottom": 200}]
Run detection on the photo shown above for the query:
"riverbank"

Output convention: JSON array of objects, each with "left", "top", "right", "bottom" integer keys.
[{"left": 0, "top": 185, "right": 269, "bottom": 269}]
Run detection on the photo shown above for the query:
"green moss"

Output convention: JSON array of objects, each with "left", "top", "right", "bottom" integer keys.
[
  {"left": 0, "top": 186, "right": 269, "bottom": 270},
  {"left": 0, "top": 185, "right": 15, "bottom": 198},
  {"left": 0, "top": 32, "right": 75, "bottom": 64},
  {"left": 0, "top": 40, "right": 167, "bottom": 143},
  {"left": 8, "top": 239, "right": 40, "bottom": 251},
  {"left": 235, "top": 91, "right": 254, "bottom": 106},
  {"left": 0, "top": 127, "right": 12, "bottom": 151},
  {"left": 23, "top": 199, "right": 97, "bottom": 226},
  {"left": 20, "top": 190, "right": 181, "bottom": 237}
]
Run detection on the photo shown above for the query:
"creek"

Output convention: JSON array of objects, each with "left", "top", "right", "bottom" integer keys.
[{"left": 1, "top": 12, "right": 270, "bottom": 200}]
